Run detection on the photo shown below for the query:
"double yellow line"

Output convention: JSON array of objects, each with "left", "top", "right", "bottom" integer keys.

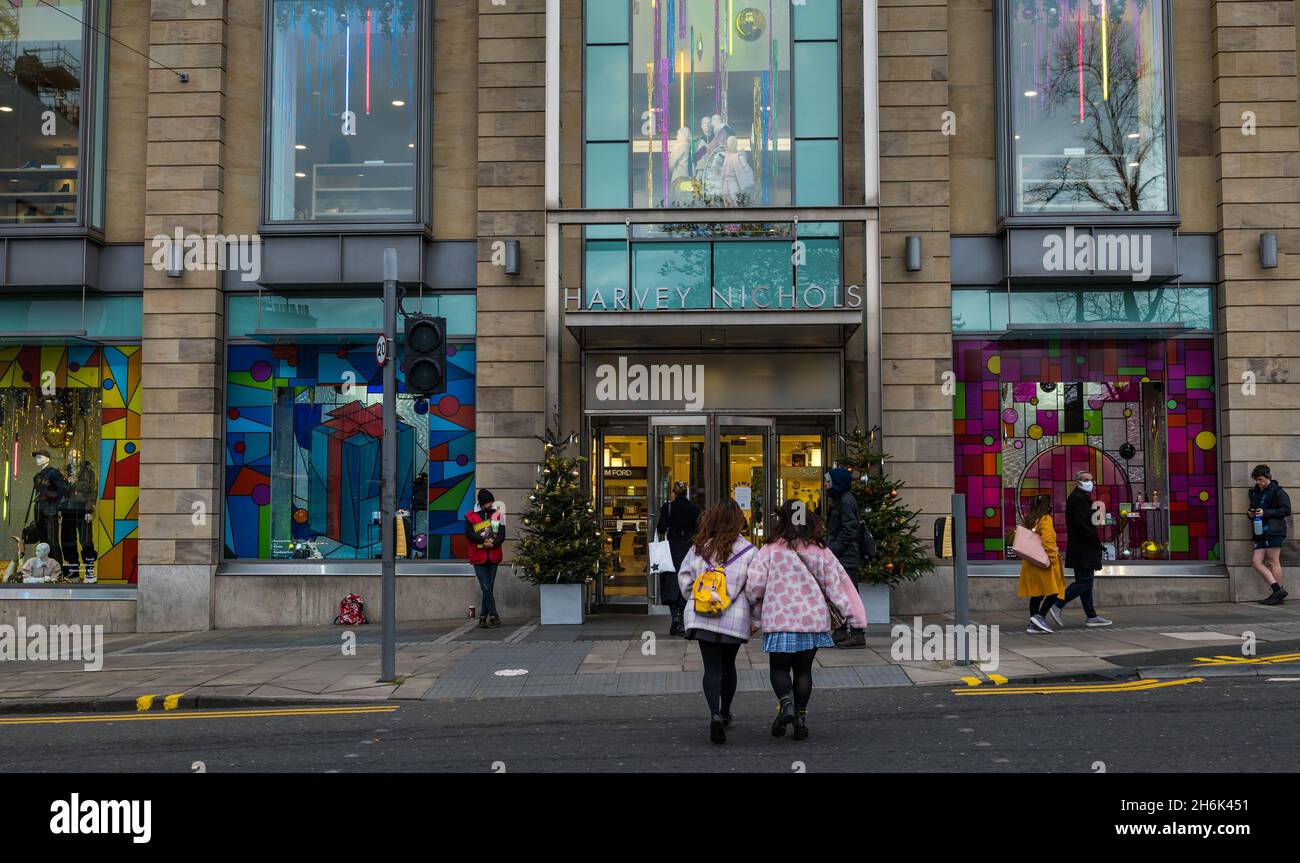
[
  {"left": 0, "top": 704, "right": 399, "bottom": 727},
  {"left": 952, "top": 677, "right": 1203, "bottom": 696},
  {"left": 1193, "top": 651, "right": 1300, "bottom": 666}
]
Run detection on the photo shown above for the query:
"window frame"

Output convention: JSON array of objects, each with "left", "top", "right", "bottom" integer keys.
[
  {"left": 0, "top": 0, "right": 109, "bottom": 238},
  {"left": 258, "top": 0, "right": 434, "bottom": 236},
  {"left": 994, "top": 0, "right": 1179, "bottom": 227}
]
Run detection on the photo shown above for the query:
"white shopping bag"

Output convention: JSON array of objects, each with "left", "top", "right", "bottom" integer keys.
[{"left": 648, "top": 538, "right": 675, "bottom": 574}]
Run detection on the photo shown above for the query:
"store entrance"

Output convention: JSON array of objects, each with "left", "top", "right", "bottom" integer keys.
[{"left": 592, "top": 415, "right": 832, "bottom": 610}]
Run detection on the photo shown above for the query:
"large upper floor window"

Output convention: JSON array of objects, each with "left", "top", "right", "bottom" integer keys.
[
  {"left": 266, "top": 0, "right": 424, "bottom": 225},
  {"left": 1003, "top": 0, "right": 1171, "bottom": 217},
  {"left": 585, "top": 1, "right": 840, "bottom": 219},
  {"left": 0, "top": 0, "right": 107, "bottom": 228}
]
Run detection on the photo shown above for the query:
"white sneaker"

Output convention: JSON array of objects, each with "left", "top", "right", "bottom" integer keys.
[
  {"left": 1026, "top": 625, "right": 1040, "bottom": 633},
  {"left": 1048, "top": 605, "right": 1063, "bottom": 627},
  {"left": 1086, "top": 616, "right": 1113, "bottom": 627},
  {"left": 1029, "top": 614, "right": 1054, "bottom": 634}
]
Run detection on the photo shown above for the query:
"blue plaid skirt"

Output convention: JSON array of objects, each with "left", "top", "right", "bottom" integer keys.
[{"left": 763, "top": 631, "right": 835, "bottom": 653}]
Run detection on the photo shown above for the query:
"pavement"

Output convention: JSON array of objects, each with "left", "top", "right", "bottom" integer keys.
[{"left": 1, "top": 601, "right": 1298, "bottom": 711}]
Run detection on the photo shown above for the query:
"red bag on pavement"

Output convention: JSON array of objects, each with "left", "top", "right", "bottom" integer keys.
[{"left": 334, "top": 594, "right": 368, "bottom": 625}]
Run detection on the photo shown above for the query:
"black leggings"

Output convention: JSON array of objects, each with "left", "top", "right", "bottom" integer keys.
[
  {"left": 697, "top": 641, "right": 741, "bottom": 717},
  {"left": 1029, "top": 595, "right": 1057, "bottom": 617},
  {"left": 769, "top": 649, "right": 818, "bottom": 711}
]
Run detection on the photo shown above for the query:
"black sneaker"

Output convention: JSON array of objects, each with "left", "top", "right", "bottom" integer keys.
[
  {"left": 477, "top": 616, "right": 489, "bottom": 629},
  {"left": 709, "top": 714, "right": 726, "bottom": 744},
  {"left": 1261, "top": 588, "right": 1288, "bottom": 605},
  {"left": 771, "top": 695, "right": 794, "bottom": 738},
  {"left": 720, "top": 711, "right": 732, "bottom": 728}
]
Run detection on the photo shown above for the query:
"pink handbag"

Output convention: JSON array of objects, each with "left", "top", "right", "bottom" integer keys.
[{"left": 1011, "top": 523, "right": 1050, "bottom": 569}]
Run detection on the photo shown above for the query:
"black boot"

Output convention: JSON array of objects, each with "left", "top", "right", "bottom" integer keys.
[
  {"left": 771, "top": 694, "right": 795, "bottom": 737},
  {"left": 709, "top": 713, "right": 726, "bottom": 744},
  {"left": 477, "top": 614, "right": 489, "bottom": 629},
  {"left": 793, "top": 709, "right": 809, "bottom": 741}
]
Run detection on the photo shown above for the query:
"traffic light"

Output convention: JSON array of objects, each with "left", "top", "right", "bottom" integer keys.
[
  {"left": 933, "top": 515, "right": 954, "bottom": 559},
  {"left": 402, "top": 314, "right": 446, "bottom": 396}
]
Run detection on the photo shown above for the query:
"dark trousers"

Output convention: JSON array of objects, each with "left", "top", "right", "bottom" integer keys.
[
  {"left": 59, "top": 513, "right": 96, "bottom": 574},
  {"left": 1028, "top": 596, "right": 1056, "bottom": 617},
  {"left": 37, "top": 514, "right": 63, "bottom": 563},
  {"left": 697, "top": 641, "right": 741, "bottom": 717},
  {"left": 473, "top": 563, "right": 499, "bottom": 617},
  {"left": 1056, "top": 568, "right": 1098, "bottom": 618}
]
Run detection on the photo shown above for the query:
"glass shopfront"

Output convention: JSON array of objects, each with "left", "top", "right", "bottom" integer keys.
[
  {"left": 0, "top": 296, "right": 143, "bottom": 585},
  {"left": 1002, "top": 0, "right": 1171, "bottom": 215},
  {"left": 954, "top": 337, "right": 1219, "bottom": 564},
  {"left": 0, "top": 0, "right": 108, "bottom": 226},
  {"left": 583, "top": 349, "right": 842, "bottom": 607},
  {"left": 266, "top": 0, "right": 424, "bottom": 224},
  {"left": 223, "top": 293, "right": 476, "bottom": 562}
]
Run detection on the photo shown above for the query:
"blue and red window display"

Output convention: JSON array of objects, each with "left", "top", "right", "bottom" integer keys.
[{"left": 225, "top": 342, "right": 476, "bottom": 560}]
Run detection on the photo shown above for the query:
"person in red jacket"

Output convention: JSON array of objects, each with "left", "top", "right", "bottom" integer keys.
[{"left": 465, "top": 489, "right": 505, "bottom": 628}]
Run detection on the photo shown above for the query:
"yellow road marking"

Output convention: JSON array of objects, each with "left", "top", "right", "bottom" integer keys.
[
  {"left": 135, "top": 695, "right": 155, "bottom": 712},
  {"left": 960, "top": 676, "right": 982, "bottom": 687},
  {"left": 163, "top": 693, "right": 183, "bottom": 710},
  {"left": 0, "top": 704, "right": 399, "bottom": 727},
  {"left": 987, "top": 674, "right": 1009, "bottom": 685},
  {"left": 953, "top": 677, "right": 1203, "bottom": 696},
  {"left": 1193, "top": 651, "right": 1300, "bottom": 666}
]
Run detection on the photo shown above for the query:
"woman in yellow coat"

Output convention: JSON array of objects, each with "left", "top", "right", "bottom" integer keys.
[{"left": 1017, "top": 493, "right": 1066, "bottom": 633}]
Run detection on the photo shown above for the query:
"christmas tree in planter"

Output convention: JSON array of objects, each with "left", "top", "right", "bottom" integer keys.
[
  {"left": 840, "top": 426, "right": 934, "bottom": 587},
  {"left": 515, "top": 430, "right": 607, "bottom": 586}
]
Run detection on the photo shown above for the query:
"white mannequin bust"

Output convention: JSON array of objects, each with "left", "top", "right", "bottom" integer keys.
[{"left": 21, "top": 543, "right": 61, "bottom": 583}]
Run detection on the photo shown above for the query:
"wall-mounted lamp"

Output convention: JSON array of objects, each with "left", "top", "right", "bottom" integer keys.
[
  {"left": 905, "top": 235, "right": 922, "bottom": 272},
  {"left": 504, "top": 239, "right": 520, "bottom": 275},
  {"left": 1260, "top": 232, "right": 1278, "bottom": 269},
  {"left": 165, "top": 241, "right": 183, "bottom": 278}
]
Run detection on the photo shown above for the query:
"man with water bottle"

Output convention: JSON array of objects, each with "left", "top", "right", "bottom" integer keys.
[{"left": 1249, "top": 465, "right": 1291, "bottom": 605}]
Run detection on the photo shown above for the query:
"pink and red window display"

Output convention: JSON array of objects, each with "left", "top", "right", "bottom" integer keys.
[{"left": 953, "top": 338, "right": 1219, "bottom": 563}]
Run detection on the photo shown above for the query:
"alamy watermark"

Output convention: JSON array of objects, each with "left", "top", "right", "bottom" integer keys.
[
  {"left": 0, "top": 616, "right": 103, "bottom": 671},
  {"left": 891, "top": 617, "right": 1001, "bottom": 672},
  {"left": 150, "top": 228, "right": 262, "bottom": 282},
  {"left": 1042, "top": 226, "right": 1151, "bottom": 282},
  {"left": 593, "top": 356, "right": 705, "bottom": 411}
]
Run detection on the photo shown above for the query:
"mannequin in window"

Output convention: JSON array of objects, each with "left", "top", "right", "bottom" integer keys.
[
  {"left": 694, "top": 116, "right": 714, "bottom": 167},
  {"left": 59, "top": 448, "right": 97, "bottom": 582},
  {"left": 720, "top": 136, "right": 756, "bottom": 205},
  {"left": 20, "top": 542, "right": 63, "bottom": 583},
  {"left": 29, "top": 450, "right": 67, "bottom": 562}
]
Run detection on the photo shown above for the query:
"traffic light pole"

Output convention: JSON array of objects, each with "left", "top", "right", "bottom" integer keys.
[{"left": 380, "top": 249, "right": 398, "bottom": 683}]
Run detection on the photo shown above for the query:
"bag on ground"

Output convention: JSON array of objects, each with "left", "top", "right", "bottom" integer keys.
[{"left": 334, "top": 593, "right": 368, "bottom": 625}]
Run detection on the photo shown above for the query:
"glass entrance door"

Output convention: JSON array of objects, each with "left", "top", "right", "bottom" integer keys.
[
  {"left": 595, "top": 430, "right": 650, "bottom": 606},
  {"left": 718, "top": 418, "right": 774, "bottom": 547}
]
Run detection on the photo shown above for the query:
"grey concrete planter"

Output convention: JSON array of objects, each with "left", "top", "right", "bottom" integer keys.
[
  {"left": 859, "top": 582, "right": 891, "bottom": 625},
  {"left": 539, "top": 582, "right": 586, "bottom": 625}
]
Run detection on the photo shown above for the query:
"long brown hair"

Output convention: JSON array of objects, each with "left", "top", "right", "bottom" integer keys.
[
  {"left": 692, "top": 499, "right": 746, "bottom": 565},
  {"left": 1021, "top": 494, "right": 1052, "bottom": 529},
  {"left": 770, "top": 499, "right": 825, "bottom": 549}
]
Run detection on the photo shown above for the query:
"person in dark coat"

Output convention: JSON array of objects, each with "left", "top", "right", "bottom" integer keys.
[
  {"left": 658, "top": 481, "right": 700, "bottom": 636},
  {"left": 824, "top": 467, "right": 861, "bottom": 581},
  {"left": 1045, "top": 470, "right": 1112, "bottom": 627},
  {"left": 1249, "top": 464, "right": 1291, "bottom": 605}
]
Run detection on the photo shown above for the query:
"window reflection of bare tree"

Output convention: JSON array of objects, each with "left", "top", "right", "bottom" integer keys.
[
  {"left": 1026, "top": 16, "right": 1165, "bottom": 211},
  {"left": 1019, "top": 286, "right": 1175, "bottom": 324}
]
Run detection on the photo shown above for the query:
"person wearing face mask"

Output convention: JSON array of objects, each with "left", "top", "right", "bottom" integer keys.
[
  {"left": 1048, "top": 470, "right": 1112, "bottom": 627},
  {"left": 20, "top": 542, "right": 63, "bottom": 583},
  {"left": 28, "top": 450, "right": 67, "bottom": 562}
]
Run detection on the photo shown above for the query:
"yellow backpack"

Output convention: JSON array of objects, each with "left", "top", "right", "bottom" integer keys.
[{"left": 691, "top": 544, "right": 754, "bottom": 616}]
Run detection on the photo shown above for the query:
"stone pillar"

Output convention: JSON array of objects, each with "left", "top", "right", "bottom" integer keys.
[
  {"left": 477, "top": 0, "right": 547, "bottom": 553},
  {"left": 137, "top": 0, "right": 227, "bottom": 632},
  {"left": 1212, "top": 0, "right": 1300, "bottom": 599},
  {"left": 878, "top": 0, "right": 953, "bottom": 614}
]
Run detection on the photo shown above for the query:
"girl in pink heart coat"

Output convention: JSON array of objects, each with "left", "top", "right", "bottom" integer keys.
[{"left": 746, "top": 500, "right": 865, "bottom": 740}]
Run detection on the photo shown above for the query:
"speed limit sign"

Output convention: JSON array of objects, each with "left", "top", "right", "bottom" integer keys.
[{"left": 375, "top": 334, "right": 389, "bottom": 367}]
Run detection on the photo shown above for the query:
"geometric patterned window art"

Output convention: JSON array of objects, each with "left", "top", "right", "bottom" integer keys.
[
  {"left": 225, "top": 342, "right": 476, "bottom": 561},
  {"left": 0, "top": 346, "right": 141, "bottom": 584},
  {"left": 954, "top": 338, "right": 1218, "bottom": 564}
]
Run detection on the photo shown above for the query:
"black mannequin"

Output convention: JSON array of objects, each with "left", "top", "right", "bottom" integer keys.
[
  {"left": 30, "top": 450, "right": 67, "bottom": 563},
  {"left": 59, "top": 448, "right": 97, "bottom": 580}
]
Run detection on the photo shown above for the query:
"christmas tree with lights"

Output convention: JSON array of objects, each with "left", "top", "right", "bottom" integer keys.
[
  {"left": 840, "top": 426, "right": 934, "bottom": 587},
  {"left": 515, "top": 430, "right": 607, "bottom": 585}
]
